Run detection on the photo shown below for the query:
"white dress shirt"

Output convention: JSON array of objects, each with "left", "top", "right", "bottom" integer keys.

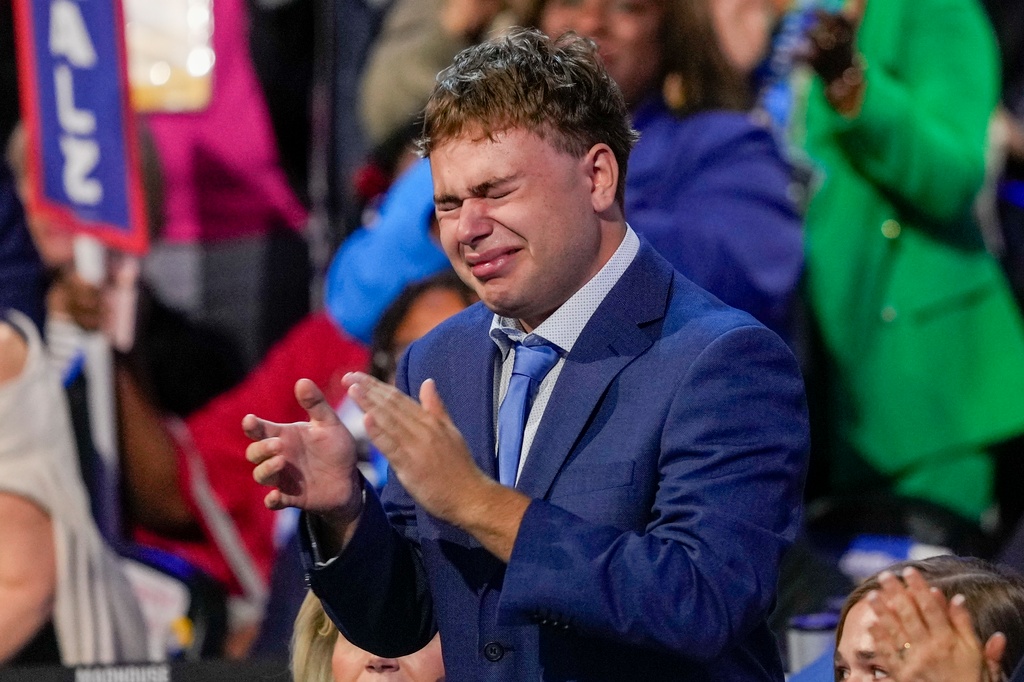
[{"left": 489, "top": 226, "right": 640, "bottom": 483}]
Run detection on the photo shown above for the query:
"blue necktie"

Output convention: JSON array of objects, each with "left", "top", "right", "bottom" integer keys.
[{"left": 497, "top": 340, "right": 560, "bottom": 487}]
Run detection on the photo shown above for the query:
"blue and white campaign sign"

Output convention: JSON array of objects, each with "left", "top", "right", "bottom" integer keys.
[{"left": 14, "top": 0, "right": 148, "bottom": 254}]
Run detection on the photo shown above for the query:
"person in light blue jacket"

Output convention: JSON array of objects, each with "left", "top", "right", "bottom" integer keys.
[{"left": 324, "top": 157, "right": 450, "bottom": 344}]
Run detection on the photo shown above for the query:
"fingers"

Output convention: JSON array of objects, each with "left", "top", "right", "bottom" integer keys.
[
  {"left": 264, "top": 489, "right": 284, "bottom": 511},
  {"left": 244, "top": 379, "right": 337, "bottom": 447},
  {"left": 248, "top": 443, "right": 300, "bottom": 504},
  {"left": 844, "top": 0, "right": 866, "bottom": 24},
  {"left": 346, "top": 373, "right": 448, "bottom": 420},
  {"left": 295, "top": 378, "right": 341, "bottom": 426},
  {"left": 252, "top": 452, "right": 282, "bottom": 482},
  {"left": 948, "top": 593, "right": 980, "bottom": 643},
  {"left": 983, "top": 631, "right": 1007, "bottom": 682},
  {"left": 348, "top": 373, "right": 458, "bottom": 467},
  {"left": 866, "top": 589, "right": 908, "bottom": 663},
  {"left": 240, "top": 412, "right": 261, "bottom": 437},
  {"left": 346, "top": 372, "right": 417, "bottom": 418},
  {"left": 243, "top": 418, "right": 288, "bottom": 485},
  {"left": 347, "top": 372, "right": 422, "bottom": 449},
  {"left": 902, "top": 568, "right": 953, "bottom": 638},
  {"left": 878, "top": 569, "right": 930, "bottom": 643},
  {"left": 242, "top": 413, "right": 271, "bottom": 442},
  {"left": 246, "top": 433, "right": 281, "bottom": 471},
  {"left": 420, "top": 378, "right": 449, "bottom": 419}
]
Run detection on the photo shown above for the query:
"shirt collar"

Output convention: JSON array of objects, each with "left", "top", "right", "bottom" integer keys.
[{"left": 489, "top": 226, "right": 640, "bottom": 358}]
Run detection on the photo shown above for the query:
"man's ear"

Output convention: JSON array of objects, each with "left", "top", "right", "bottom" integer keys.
[
  {"left": 984, "top": 632, "right": 1007, "bottom": 681},
  {"left": 584, "top": 143, "right": 619, "bottom": 213}
]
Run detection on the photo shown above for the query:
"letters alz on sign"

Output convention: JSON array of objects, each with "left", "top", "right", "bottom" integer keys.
[{"left": 13, "top": 0, "right": 149, "bottom": 254}]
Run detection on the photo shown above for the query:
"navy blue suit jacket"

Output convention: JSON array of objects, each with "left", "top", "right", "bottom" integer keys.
[{"left": 303, "top": 243, "right": 809, "bottom": 680}]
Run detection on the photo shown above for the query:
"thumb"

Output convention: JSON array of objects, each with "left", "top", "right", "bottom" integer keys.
[
  {"left": 294, "top": 378, "right": 341, "bottom": 426},
  {"left": 419, "top": 378, "right": 450, "bottom": 419}
]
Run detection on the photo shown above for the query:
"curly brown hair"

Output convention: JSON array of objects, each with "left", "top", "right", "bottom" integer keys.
[{"left": 417, "top": 27, "right": 638, "bottom": 206}]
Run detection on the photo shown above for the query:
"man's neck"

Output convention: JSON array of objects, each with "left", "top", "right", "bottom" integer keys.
[
  {"left": 520, "top": 220, "right": 626, "bottom": 333},
  {"left": 495, "top": 225, "right": 639, "bottom": 355}
]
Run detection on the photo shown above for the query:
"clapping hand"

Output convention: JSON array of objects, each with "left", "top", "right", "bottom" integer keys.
[
  {"left": 344, "top": 372, "right": 491, "bottom": 523},
  {"left": 344, "top": 371, "right": 527, "bottom": 562},
  {"left": 802, "top": 0, "right": 865, "bottom": 81},
  {"left": 244, "top": 379, "right": 364, "bottom": 532},
  {"left": 800, "top": 0, "right": 867, "bottom": 112}
]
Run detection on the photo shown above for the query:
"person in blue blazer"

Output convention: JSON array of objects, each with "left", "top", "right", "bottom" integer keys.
[{"left": 245, "top": 27, "right": 809, "bottom": 681}]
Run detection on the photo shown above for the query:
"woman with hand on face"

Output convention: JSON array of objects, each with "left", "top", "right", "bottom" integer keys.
[
  {"left": 291, "top": 592, "right": 445, "bottom": 682},
  {"left": 834, "top": 555, "right": 1024, "bottom": 682}
]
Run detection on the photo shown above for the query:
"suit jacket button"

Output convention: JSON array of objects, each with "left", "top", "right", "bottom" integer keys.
[
  {"left": 483, "top": 641, "right": 505, "bottom": 662},
  {"left": 881, "top": 305, "right": 898, "bottom": 323}
]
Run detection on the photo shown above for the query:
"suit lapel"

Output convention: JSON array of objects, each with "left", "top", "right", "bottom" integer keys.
[
  {"left": 516, "top": 244, "right": 673, "bottom": 499},
  {"left": 436, "top": 305, "right": 500, "bottom": 479}
]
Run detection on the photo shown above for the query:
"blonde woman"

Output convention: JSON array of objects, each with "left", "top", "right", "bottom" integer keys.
[{"left": 291, "top": 592, "right": 444, "bottom": 682}]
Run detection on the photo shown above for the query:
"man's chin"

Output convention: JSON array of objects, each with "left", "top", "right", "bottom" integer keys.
[
  {"left": 481, "top": 300, "right": 518, "bottom": 318},
  {"left": 478, "top": 293, "right": 525, "bottom": 321}
]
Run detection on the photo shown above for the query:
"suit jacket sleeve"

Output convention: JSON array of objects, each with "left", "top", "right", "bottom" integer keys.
[
  {"left": 818, "top": 0, "right": 998, "bottom": 226},
  {"left": 498, "top": 323, "right": 808, "bottom": 661},
  {"left": 299, "top": 347, "right": 437, "bottom": 658},
  {"left": 300, "top": 480, "right": 436, "bottom": 658}
]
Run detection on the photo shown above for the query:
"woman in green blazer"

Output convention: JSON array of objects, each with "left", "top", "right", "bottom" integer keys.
[{"left": 798, "top": 0, "right": 1024, "bottom": 521}]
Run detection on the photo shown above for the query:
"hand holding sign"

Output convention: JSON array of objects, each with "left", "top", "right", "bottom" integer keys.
[{"left": 14, "top": 0, "right": 149, "bottom": 255}]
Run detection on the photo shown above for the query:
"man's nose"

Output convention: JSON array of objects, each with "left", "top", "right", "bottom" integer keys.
[{"left": 456, "top": 197, "right": 493, "bottom": 244}]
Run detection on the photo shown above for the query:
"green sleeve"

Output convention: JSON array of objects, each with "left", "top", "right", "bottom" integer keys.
[{"left": 822, "top": 0, "right": 1000, "bottom": 224}]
